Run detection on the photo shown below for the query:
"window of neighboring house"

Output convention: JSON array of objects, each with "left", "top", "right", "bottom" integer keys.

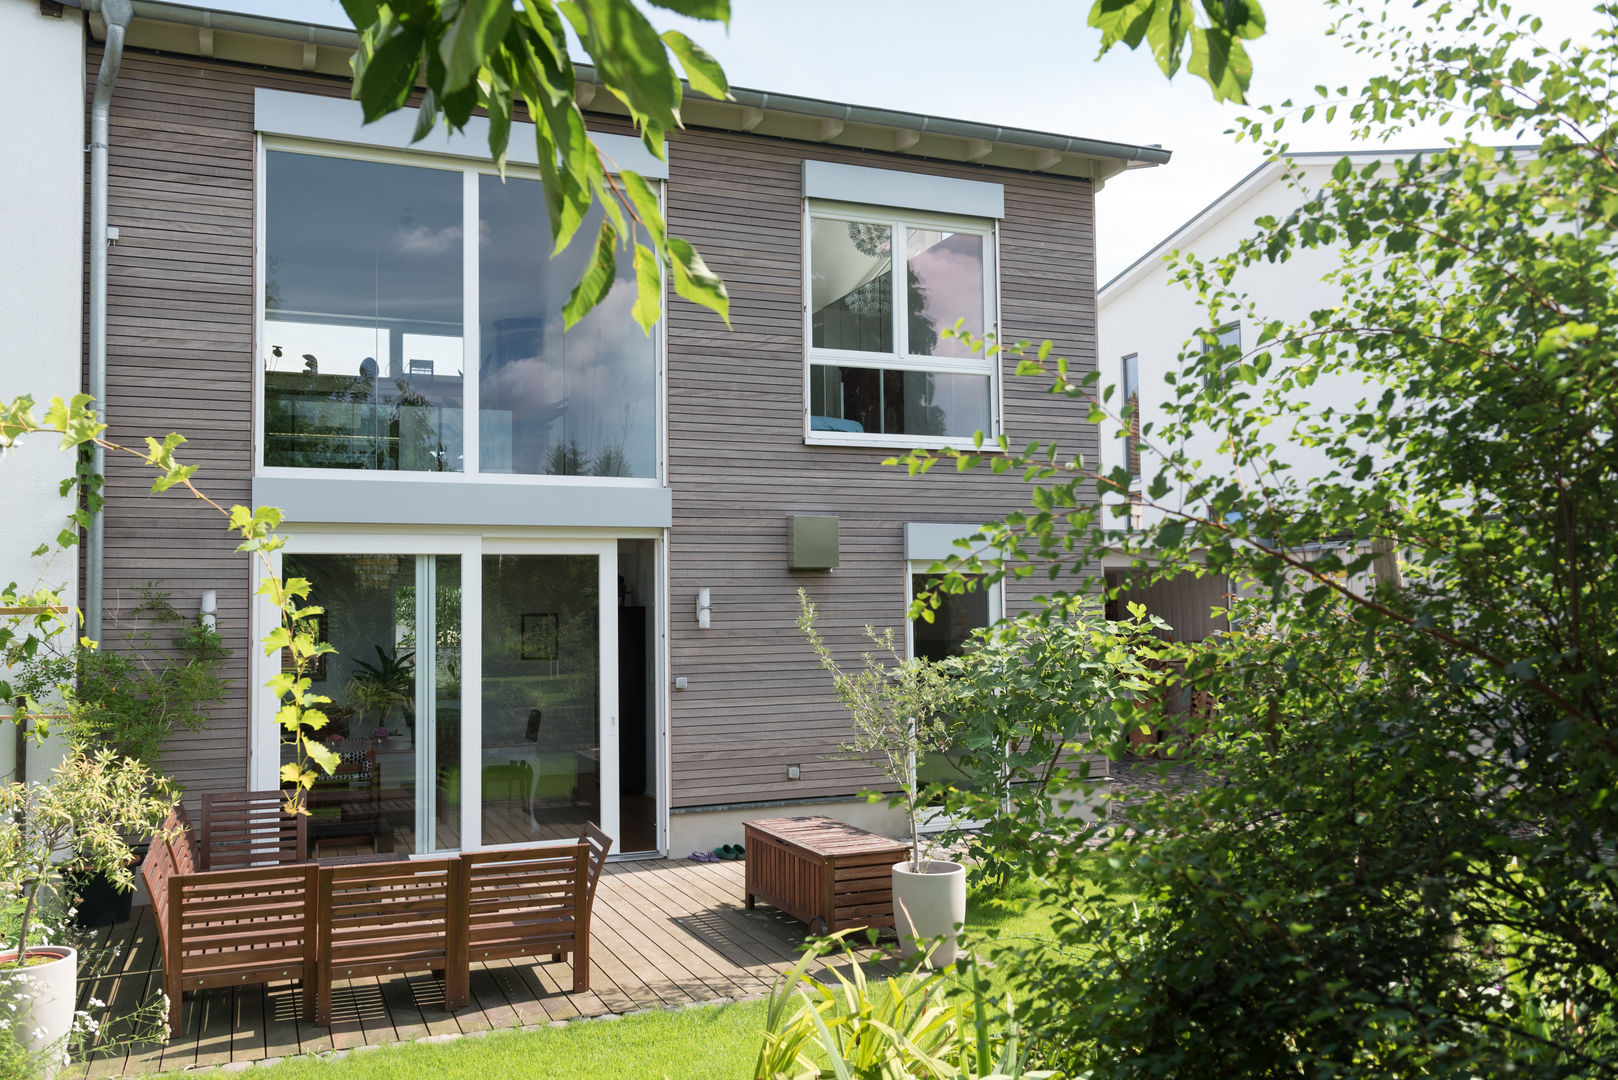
[
  {"left": 806, "top": 206, "right": 997, "bottom": 445},
  {"left": 1200, "top": 321, "right": 1241, "bottom": 388},
  {"left": 1122, "top": 353, "right": 1143, "bottom": 528},
  {"left": 262, "top": 146, "right": 659, "bottom": 478}
]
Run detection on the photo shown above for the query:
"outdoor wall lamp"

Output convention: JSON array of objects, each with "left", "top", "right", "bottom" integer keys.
[
  {"left": 199, "top": 589, "right": 217, "bottom": 631},
  {"left": 696, "top": 588, "right": 711, "bottom": 629}
]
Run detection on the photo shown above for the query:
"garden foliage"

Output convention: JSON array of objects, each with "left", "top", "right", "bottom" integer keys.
[{"left": 899, "top": 1, "right": 1618, "bottom": 1074}]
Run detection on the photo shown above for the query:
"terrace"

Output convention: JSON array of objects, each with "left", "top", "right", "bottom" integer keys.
[{"left": 71, "top": 858, "right": 858, "bottom": 1076}]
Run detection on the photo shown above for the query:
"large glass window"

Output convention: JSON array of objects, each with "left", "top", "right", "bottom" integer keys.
[
  {"left": 264, "top": 152, "right": 465, "bottom": 472},
  {"left": 480, "top": 177, "right": 657, "bottom": 478},
  {"left": 262, "top": 147, "right": 660, "bottom": 479},
  {"left": 808, "top": 208, "right": 996, "bottom": 443}
]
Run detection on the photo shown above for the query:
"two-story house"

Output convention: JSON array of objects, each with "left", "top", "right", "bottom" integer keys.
[{"left": 10, "top": 0, "right": 1169, "bottom": 858}]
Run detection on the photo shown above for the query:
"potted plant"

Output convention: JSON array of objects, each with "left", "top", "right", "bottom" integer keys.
[
  {"left": 797, "top": 590, "right": 966, "bottom": 966},
  {"left": 346, "top": 645, "right": 414, "bottom": 737},
  {"left": 0, "top": 751, "right": 175, "bottom": 1072}
]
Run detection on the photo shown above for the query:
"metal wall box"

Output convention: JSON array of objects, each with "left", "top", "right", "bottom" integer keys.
[{"left": 790, "top": 515, "right": 839, "bottom": 570}]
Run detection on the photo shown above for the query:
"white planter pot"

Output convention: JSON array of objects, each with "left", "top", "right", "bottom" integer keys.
[
  {"left": 891, "top": 860, "right": 966, "bottom": 967},
  {"left": 0, "top": 946, "right": 77, "bottom": 1076}
]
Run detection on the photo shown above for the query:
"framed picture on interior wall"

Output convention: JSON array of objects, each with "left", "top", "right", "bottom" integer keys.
[
  {"left": 281, "top": 611, "right": 329, "bottom": 681},
  {"left": 521, "top": 613, "right": 558, "bottom": 661}
]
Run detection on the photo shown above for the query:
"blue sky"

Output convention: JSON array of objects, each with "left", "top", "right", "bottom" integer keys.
[{"left": 206, "top": 0, "right": 1599, "bottom": 281}]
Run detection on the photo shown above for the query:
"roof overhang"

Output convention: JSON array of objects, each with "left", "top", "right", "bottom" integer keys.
[{"left": 79, "top": 0, "right": 1171, "bottom": 184}]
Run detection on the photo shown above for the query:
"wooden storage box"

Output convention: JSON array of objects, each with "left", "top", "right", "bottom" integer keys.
[{"left": 743, "top": 816, "right": 909, "bottom": 934}]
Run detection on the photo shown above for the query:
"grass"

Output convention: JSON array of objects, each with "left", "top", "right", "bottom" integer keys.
[
  {"left": 189, "top": 1001, "right": 774, "bottom": 1080},
  {"left": 162, "top": 879, "right": 1060, "bottom": 1080}
]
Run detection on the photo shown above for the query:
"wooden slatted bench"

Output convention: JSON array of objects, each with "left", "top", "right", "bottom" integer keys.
[
  {"left": 462, "top": 823, "right": 612, "bottom": 992},
  {"left": 139, "top": 810, "right": 318, "bottom": 1036},
  {"left": 316, "top": 856, "right": 468, "bottom": 1026},
  {"left": 199, "top": 790, "right": 306, "bottom": 870},
  {"left": 743, "top": 816, "right": 909, "bottom": 934}
]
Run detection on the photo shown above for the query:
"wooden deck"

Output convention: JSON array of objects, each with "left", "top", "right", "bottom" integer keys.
[{"left": 70, "top": 857, "right": 867, "bottom": 1076}]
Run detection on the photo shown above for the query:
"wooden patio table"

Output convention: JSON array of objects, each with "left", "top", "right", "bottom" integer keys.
[{"left": 743, "top": 816, "right": 909, "bottom": 934}]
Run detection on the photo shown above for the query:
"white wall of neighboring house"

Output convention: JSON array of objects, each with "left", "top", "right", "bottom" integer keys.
[
  {"left": 0, "top": 0, "right": 86, "bottom": 778},
  {"left": 1098, "top": 154, "right": 1388, "bottom": 531}
]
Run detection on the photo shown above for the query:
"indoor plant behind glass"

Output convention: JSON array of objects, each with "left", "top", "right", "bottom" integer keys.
[{"left": 797, "top": 589, "right": 966, "bottom": 966}]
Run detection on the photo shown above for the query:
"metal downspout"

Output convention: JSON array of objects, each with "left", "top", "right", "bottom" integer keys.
[{"left": 86, "top": 0, "right": 133, "bottom": 647}]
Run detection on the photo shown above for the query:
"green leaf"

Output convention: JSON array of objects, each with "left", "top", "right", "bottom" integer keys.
[
  {"left": 440, "top": 0, "right": 513, "bottom": 93},
  {"left": 564, "top": 0, "right": 683, "bottom": 136},
  {"left": 630, "top": 243, "right": 662, "bottom": 332},
  {"left": 1089, "top": 0, "right": 1157, "bottom": 51},
  {"left": 563, "top": 219, "right": 619, "bottom": 329},
  {"left": 660, "top": 29, "right": 729, "bottom": 100},
  {"left": 668, "top": 237, "right": 731, "bottom": 326},
  {"left": 338, "top": 0, "right": 379, "bottom": 30},
  {"left": 620, "top": 170, "right": 666, "bottom": 248},
  {"left": 1187, "top": 26, "right": 1252, "bottom": 104},
  {"left": 356, "top": 23, "right": 426, "bottom": 123}
]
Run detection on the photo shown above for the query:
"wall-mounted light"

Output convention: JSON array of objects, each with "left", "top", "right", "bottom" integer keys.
[
  {"left": 696, "top": 588, "right": 711, "bottom": 629},
  {"left": 199, "top": 589, "right": 217, "bottom": 632}
]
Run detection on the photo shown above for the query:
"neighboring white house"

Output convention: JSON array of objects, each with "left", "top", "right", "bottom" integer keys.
[
  {"left": 0, "top": 0, "right": 86, "bottom": 782},
  {"left": 1096, "top": 151, "right": 1398, "bottom": 641}
]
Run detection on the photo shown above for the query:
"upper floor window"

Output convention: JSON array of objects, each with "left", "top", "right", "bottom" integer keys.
[
  {"left": 806, "top": 205, "right": 998, "bottom": 446},
  {"left": 262, "top": 146, "right": 659, "bottom": 479}
]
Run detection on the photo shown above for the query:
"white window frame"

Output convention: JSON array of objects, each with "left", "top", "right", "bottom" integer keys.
[
  {"left": 253, "top": 136, "right": 667, "bottom": 488},
  {"left": 803, "top": 200, "right": 1001, "bottom": 450}
]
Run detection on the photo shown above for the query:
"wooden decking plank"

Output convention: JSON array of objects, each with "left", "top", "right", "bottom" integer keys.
[
  {"left": 81, "top": 912, "right": 155, "bottom": 1078},
  {"left": 602, "top": 864, "right": 776, "bottom": 1000},
  {"left": 658, "top": 862, "right": 817, "bottom": 968},
  {"left": 582, "top": 900, "right": 692, "bottom": 1008},
  {"left": 118, "top": 910, "right": 175, "bottom": 1078},
  {"left": 370, "top": 967, "right": 432, "bottom": 1045},
  {"left": 457, "top": 963, "right": 507, "bottom": 1034},
  {"left": 482, "top": 957, "right": 566, "bottom": 1026},
  {"left": 255, "top": 979, "right": 307, "bottom": 1062},
  {"left": 186, "top": 983, "right": 238, "bottom": 1070},
  {"left": 592, "top": 873, "right": 754, "bottom": 1003}
]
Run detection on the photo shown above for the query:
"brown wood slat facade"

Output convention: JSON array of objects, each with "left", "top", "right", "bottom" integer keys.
[{"left": 91, "top": 46, "right": 1101, "bottom": 818}]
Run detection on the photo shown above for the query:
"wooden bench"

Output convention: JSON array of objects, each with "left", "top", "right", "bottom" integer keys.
[
  {"left": 199, "top": 791, "right": 306, "bottom": 870},
  {"left": 315, "top": 856, "right": 468, "bottom": 1026},
  {"left": 743, "top": 816, "right": 909, "bottom": 934},
  {"left": 463, "top": 823, "right": 612, "bottom": 992},
  {"left": 139, "top": 810, "right": 318, "bottom": 1037}
]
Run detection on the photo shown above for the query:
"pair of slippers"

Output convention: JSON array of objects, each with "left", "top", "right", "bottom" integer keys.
[{"left": 688, "top": 844, "right": 745, "bottom": 863}]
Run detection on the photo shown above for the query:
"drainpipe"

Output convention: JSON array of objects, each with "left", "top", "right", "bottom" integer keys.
[{"left": 85, "top": 0, "right": 133, "bottom": 647}]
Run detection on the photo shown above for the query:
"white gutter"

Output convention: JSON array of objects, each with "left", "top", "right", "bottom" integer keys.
[
  {"left": 85, "top": 0, "right": 133, "bottom": 647},
  {"left": 68, "top": 0, "right": 1171, "bottom": 171}
]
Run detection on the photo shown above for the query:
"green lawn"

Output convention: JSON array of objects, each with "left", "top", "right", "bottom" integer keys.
[{"left": 165, "top": 881, "right": 1059, "bottom": 1079}]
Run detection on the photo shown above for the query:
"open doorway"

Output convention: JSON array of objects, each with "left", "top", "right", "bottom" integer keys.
[{"left": 617, "top": 539, "right": 659, "bottom": 854}]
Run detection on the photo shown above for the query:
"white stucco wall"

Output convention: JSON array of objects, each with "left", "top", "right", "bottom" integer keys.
[
  {"left": 1098, "top": 155, "right": 1387, "bottom": 530},
  {"left": 0, "top": 1, "right": 85, "bottom": 778}
]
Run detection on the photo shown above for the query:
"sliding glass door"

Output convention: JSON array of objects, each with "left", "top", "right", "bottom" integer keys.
[
  {"left": 280, "top": 551, "right": 462, "bottom": 856},
  {"left": 266, "top": 535, "right": 626, "bottom": 853},
  {"left": 474, "top": 539, "right": 617, "bottom": 850}
]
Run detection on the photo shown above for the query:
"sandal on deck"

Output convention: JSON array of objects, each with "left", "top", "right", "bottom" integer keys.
[{"left": 689, "top": 850, "right": 720, "bottom": 862}]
